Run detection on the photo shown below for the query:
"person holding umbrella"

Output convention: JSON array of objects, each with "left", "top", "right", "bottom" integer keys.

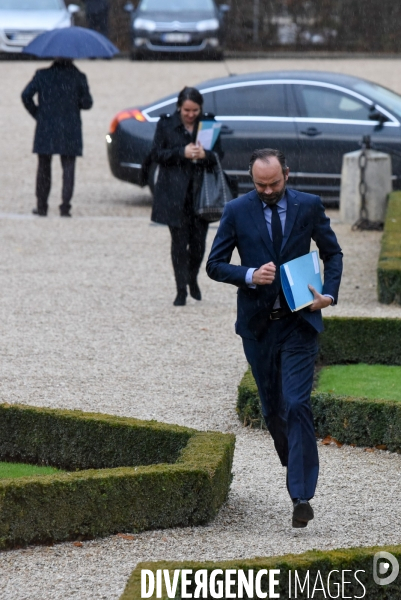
[
  {"left": 21, "top": 58, "right": 93, "bottom": 217},
  {"left": 21, "top": 27, "right": 118, "bottom": 217}
]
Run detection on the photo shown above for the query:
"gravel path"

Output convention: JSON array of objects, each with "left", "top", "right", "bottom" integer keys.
[{"left": 0, "top": 59, "right": 400, "bottom": 599}]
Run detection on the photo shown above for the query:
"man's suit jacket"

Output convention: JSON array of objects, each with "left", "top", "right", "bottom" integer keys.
[{"left": 206, "top": 188, "right": 343, "bottom": 340}]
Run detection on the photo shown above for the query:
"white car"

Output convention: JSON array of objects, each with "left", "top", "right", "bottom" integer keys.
[{"left": 0, "top": 0, "right": 79, "bottom": 54}]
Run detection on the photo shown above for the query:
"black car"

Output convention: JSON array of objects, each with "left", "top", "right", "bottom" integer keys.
[
  {"left": 124, "top": 0, "right": 229, "bottom": 60},
  {"left": 106, "top": 70, "right": 401, "bottom": 202}
]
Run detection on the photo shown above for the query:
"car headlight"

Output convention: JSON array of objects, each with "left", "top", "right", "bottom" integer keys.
[
  {"left": 133, "top": 18, "right": 156, "bottom": 31},
  {"left": 196, "top": 18, "right": 219, "bottom": 32}
]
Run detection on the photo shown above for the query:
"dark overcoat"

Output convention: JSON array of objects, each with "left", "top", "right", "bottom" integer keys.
[
  {"left": 21, "top": 62, "right": 93, "bottom": 157},
  {"left": 150, "top": 111, "right": 224, "bottom": 228},
  {"left": 83, "top": 0, "right": 109, "bottom": 14}
]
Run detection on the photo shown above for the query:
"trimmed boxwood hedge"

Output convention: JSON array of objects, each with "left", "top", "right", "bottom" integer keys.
[
  {"left": 0, "top": 403, "right": 192, "bottom": 470},
  {"left": 121, "top": 545, "right": 401, "bottom": 599},
  {"left": 378, "top": 191, "right": 401, "bottom": 304},
  {"left": 238, "top": 368, "right": 401, "bottom": 451},
  {"left": 237, "top": 317, "right": 401, "bottom": 450},
  {"left": 0, "top": 404, "right": 235, "bottom": 549},
  {"left": 318, "top": 317, "right": 401, "bottom": 366}
]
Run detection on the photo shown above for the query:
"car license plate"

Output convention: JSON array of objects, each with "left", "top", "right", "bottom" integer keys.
[
  {"left": 10, "top": 32, "right": 37, "bottom": 42},
  {"left": 162, "top": 33, "right": 191, "bottom": 43}
]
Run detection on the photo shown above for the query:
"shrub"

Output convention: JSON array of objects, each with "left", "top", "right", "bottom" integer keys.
[
  {"left": 238, "top": 368, "right": 401, "bottom": 451},
  {"left": 378, "top": 191, "right": 401, "bottom": 304},
  {"left": 312, "top": 392, "right": 401, "bottom": 450},
  {"left": 0, "top": 404, "right": 235, "bottom": 549},
  {"left": 0, "top": 403, "right": 192, "bottom": 470},
  {"left": 121, "top": 545, "right": 401, "bottom": 599},
  {"left": 237, "top": 317, "right": 401, "bottom": 449},
  {"left": 318, "top": 317, "right": 401, "bottom": 366}
]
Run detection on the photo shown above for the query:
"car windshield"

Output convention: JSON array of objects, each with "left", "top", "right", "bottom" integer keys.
[
  {"left": 0, "top": 0, "right": 63, "bottom": 9},
  {"left": 354, "top": 81, "right": 401, "bottom": 120},
  {"left": 139, "top": 0, "right": 214, "bottom": 11}
]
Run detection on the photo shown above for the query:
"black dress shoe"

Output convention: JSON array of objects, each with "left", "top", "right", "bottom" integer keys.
[
  {"left": 292, "top": 499, "right": 314, "bottom": 528},
  {"left": 32, "top": 208, "right": 47, "bottom": 216},
  {"left": 60, "top": 211, "right": 71, "bottom": 217},
  {"left": 189, "top": 281, "right": 201, "bottom": 301},
  {"left": 173, "top": 290, "right": 187, "bottom": 306}
]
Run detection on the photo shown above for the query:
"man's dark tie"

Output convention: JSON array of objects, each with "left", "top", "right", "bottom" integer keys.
[
  {"left": 270, "top": 204, "right": 283, "bottom": 260},
  {"left": 270, "top": 203, "right": 288, "bottom": 309}
]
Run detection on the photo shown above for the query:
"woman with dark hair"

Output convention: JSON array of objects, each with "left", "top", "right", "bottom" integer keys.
[{"left": 150, "top": 86, "right": 223, "bottom": 306}]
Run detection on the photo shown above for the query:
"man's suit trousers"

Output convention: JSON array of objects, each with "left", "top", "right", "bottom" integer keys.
[
  {"left": 36, "top": 154, "right": 76, "bottom": 215},
  {"left": 242, "top": 313, "right": 319, "bottom": 501},
  {"left": 86, "top": 9, "right": 109, "bottom": 38}
]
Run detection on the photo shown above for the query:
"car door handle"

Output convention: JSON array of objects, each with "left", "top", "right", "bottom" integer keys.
[
  {"left": 220, "top": 125, "right": 233, "bottom": 134},
  {"left": 300, "top": 127, "right": 322, "bottom": 137}
]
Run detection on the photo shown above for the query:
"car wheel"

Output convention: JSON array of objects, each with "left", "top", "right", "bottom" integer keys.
[{"left": 148, "top": 162, "right": 159, "bottom": 195}]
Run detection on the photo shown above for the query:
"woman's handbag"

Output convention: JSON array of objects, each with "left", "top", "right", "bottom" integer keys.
[{"left": 195, "top": 153, "right": 234, "bottom": 222}]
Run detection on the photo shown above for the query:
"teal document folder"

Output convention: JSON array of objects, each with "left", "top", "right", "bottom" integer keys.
[
  {"left": 280, "top": 251, "right": 323, "bottom": 311},
  {"left": 196, "top": 121, "right": 222, "bottom": 150}
]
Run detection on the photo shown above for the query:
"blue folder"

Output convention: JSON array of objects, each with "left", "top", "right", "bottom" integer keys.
[
  {"left": 196, "top": 121, "right": 222, "bottom": 150},
  {"left": 280, "top": 251, "right": 323, "bottom": 311}
]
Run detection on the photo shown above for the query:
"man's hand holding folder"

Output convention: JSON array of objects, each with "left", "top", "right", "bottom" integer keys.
[
  {"left": 280, "top": 251, "right": 334, "bottom": 311},
  {"left": 308, "top": 285, "right": 333, "bottom": 311}
]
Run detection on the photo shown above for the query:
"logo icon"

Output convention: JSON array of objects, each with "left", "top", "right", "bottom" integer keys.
[{"left": 373, "top": 551, "right": 399, "bottom": 586}]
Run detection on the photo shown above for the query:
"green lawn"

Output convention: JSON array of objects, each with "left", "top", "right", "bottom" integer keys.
[
  {"left": 317, "top": 364, "right": 401, "bottom": 401},
  {"left": 0, "top": 462, "right": 63, "bottom": 480}
]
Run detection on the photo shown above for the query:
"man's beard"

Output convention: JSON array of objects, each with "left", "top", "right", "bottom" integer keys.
[{"left": 258, "top": 184, "right": 286, "bottom": 206}]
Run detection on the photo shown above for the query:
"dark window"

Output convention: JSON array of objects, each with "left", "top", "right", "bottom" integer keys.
[
  {"left": 147, "top": 92, "right": 215, "bottom": 118},
  {"left": 296, "top": 85, "right": 371, "bottom": 120},
  {"left": 214, "top": 84, "right": 288, "bottom": 117},
  {"left": 147, "top": 100, "right": 177, "bottom": 118}
]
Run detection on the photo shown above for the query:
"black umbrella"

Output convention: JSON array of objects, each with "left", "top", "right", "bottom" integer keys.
[{"left": 22, "top": 26, "right": 119, "bottom": 59}]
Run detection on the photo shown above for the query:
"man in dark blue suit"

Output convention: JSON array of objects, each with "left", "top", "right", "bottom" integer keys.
[{"left": 206, "top": 148, "right": 343, "bottom": 527}]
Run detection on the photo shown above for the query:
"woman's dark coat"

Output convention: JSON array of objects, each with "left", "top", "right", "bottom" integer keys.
[
  {"left": 150, "top": 111, "right": 224, "bottom": 228},
  {"left": 21, "top": 61, "right": 93, "bottom": 157}
]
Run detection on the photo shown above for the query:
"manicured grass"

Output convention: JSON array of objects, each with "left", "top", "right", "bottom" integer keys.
[
  {"left": 0, "top": 462, "right": 62, "bottom": 480},
  {"left": 317, "top": 364, "right": 401, "bottom": 402}
]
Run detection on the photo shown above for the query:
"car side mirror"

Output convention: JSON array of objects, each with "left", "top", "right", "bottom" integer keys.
[
  {"left": 124, "top": 2, "right": 135, "bottom": 12},
  {"left": 67, "top": 4, "right": 80, "bottom": 14},
  {"left": 369, "top": 105, "right": 388, "bottom": 124}
]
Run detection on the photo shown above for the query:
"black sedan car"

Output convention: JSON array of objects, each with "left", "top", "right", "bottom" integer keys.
[
  {"left": 106, "top": 70, "right": 401, "bottom": 202},
  {"left": 124, "top": 0, "right": 229, "bottom": 60}
]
